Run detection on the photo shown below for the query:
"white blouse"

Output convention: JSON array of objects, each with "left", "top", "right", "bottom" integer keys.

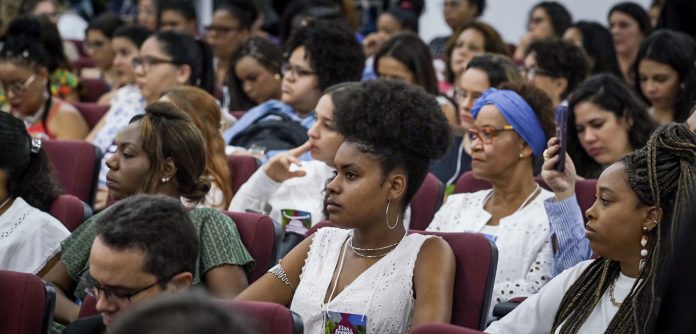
[
  {"left": 427, "top": 188, "right": 555, "bottom": 303},
  {"left": 486, "top": 260, "right": 637, "bottom": 333},
  {"left": 0, "top": 197, "right": 70, "bottom": 274},
  {"left": 290, "top": 227, "right": 432, "bottom": 334}
]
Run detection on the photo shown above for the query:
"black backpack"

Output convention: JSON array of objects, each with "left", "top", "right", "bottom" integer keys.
[{"left": 230, "top": 111, "right": 309, "bottom": 151}]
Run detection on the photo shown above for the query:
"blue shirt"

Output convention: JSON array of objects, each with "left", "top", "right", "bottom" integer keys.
[{"left": 544, "top": 194, "right": 593, "bottom": 276}]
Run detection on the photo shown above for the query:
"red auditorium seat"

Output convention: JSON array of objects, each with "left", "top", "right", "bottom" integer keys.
[
  {"left": 79, "top": 78, "right": 110, "bottom": 103},
  {"left": 222, "top": 211, "right": 283, "bottom": 283},
  {"left": 72, "top": 102, "right": 110, "bottom": 130},
  {"left": 217, "top": 300, "right": 303, "bottom": 334},
  {"left": 49, "top": 194, "right": 92, "bottom": 232},
  {"left": 409, "top": 173, "right": 445, "bottom": 230},
  {"left": 0, "top": 270, "right": 56, "bottom": 334},
  {"left": 410, "top": 323, "right": 484, "bottom": 333},
  {"left": 226, "top": 155, "right": 260, "bottom": 194},
  {"left": 43, "top": 140, "right": 102, "bottom": 207}
]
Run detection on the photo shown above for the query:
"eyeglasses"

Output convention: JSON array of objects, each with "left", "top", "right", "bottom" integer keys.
[
  {"left": 468, "top": 125, "right": 515, "bottom": 144},
  {"left": 132, "top": 56, "right": 181, "bottom": 72},
  {"left": 2, "top": 75, "right": 37, "bottom": 95},
  {"left": 82, "top": 277, "right": 161, "bottom": 304},
  {"left": 204, "top": 24, "right": 240, "bottom": 34},
  {"left": 518, "top": 66, "right": 559, "bottom": 80},
  {"left": 281, "top": 63, "right": 315, "bottom": 78}
]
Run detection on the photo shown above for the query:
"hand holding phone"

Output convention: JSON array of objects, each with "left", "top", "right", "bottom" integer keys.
[{"left": 554, "top": 106, "right": 569, "bottom": 172}]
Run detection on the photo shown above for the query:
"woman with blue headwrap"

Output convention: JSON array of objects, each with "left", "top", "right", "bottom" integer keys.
[{"left": 427, "top": 83, "right": 557, "bottom": 305}]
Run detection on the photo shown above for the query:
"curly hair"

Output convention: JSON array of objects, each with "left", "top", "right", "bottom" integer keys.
[
  {"left": 552, "top": 124, "right": 696, "bottom": 333},
  {"left": 284, "top": 20, "right": 364, "bottom": 91},
  {"left": 332, "top": 79, "right": 451, "bottom": 207},
  {"left": 632, "top": 30, "right": 696, "bottom": 123},
  {"left": 529, "top": 1, "right": 572, "bottom": 36},
  {"left": 526, "top": 38, "right": 590, "bottom": 100},
  {"left": 227, "top": 36, "right": 283, "bottom": 111},
  {"left": 0, "top": 112, "right": 61, "bottom": 212},
  {"left": 568, "top": 74, "right": 657, "bottom": 178},
  {"left": 133, "top": 102, "right": 211, "bottom": 204}
]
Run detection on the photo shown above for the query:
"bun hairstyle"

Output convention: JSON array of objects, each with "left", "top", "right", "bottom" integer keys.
[
  {"left": 135, "top": 102, "right": 211, "bottom": 203},
  {"left": 0, "top": 112, "right": 61, "bottom": 211},
  {"left": 553, "top": 124, "right": 696, "bottom": 333},
  {"left": 153, "top": 30, "right": 216, "bottom": 95},
  {"left": 332, "top": 79, "right": 451, "bottom": 207}
]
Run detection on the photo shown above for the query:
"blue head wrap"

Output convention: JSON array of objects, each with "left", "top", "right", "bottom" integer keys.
[{"left": 470, "top": 88, "right": 547, "bottom": 157}]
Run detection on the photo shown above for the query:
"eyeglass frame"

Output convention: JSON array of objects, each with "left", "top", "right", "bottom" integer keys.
[
  {"left": 2, "top": 74, "right": 37, "bottom": 95},
  {"left": 281, "top": 63, "right": 315, "bottom": 78},
  {"left": 132, "top": 56, "right": 183, "bottom": 72},
  {"left": 468, "top": 125, "right": 515, "bottom": 144},
  {"left": 518, "top": 66, "right": 560, "bottom": 80},
  {"left": 81, "top": 276, "right": 164, "bottom": 304}
]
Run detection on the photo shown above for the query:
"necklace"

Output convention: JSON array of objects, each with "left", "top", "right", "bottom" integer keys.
[
  {"left": 609, "top": 281, "right": 622, "bottom": 308},
  {"left": 0, "top": 196, "right": 13, "bottom": 214},
  {"left": 483, "top": 183, "right": 541, "bottom": 215},
  {"left": 348, "top": 230, "right": 407, "bottom": 258}
]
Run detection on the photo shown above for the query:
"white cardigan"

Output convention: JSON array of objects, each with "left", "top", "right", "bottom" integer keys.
[{"left": 427, "top": 188, "right": 555, "bottom": 303}]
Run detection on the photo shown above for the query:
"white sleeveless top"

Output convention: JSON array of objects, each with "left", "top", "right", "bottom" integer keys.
[{"left": 290, "top": 227, "right": 433, "bottom": 334}]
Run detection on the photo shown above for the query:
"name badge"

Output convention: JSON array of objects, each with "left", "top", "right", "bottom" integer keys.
[
  {"left": 281, "top": 209, "right": 312, "bottom": 234},
  {"left": 324, "top": 310, "right": 367, "bottom": 334}
]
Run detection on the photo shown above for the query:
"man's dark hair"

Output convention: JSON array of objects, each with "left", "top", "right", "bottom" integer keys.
[
  {"left": 215, "top": 0, "right": 259, "bottom": 31},
  {"left": 86, "top": 12, "right": 125, "bottom": 38},
  {"left": 527, "top": 38, "right": 590, "bottom": 100},
  {"left": 95, "top": 194, "right": 199, "bottom": 285},
  {"left": 284, "top": 21, "right": 364, "bottom": 91},
  {"left": 157, "top": 0, "right": 197, "bottom": 26}
]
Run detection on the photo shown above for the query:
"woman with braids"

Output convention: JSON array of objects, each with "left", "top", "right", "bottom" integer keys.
[
  {"left": 0, "top": 16, "right": 89, "bottom": 140},
  {"left": 45, "top": 102, "right": 254, "bottom": 329},
  {"left": 0, "top": 112, "right": 69, "bottom": 276},
  {"left": 238, "top": 79, "right": 455, "bottom": 332},
  {"left": 486, "top": 123, "right": 696, "bottom": 333}
]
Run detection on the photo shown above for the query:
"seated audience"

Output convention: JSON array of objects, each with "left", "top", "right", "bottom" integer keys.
[
  {"left": 374, "top": 32, "right": 458, "bottom": 126},
  {"left": 563, "top": 21, "right": 622, "bottom": 78},
  {"left": 37, "top": 15, "right": 81, "bottom": 102},
  {"left": 137, "top": 0, "right": 157, "bottom": 31},
  {"left": 223, "top": 21, "right": 364, "bottom": 155},
  {"left": 83, "top": 13, "right": 124, "bottom": 88},
  {"left": 61, "top": 194, "right": 199, "bottom": 333},
  {"left": 226, "top": 36, "right": 283, "bottom": 112},
  {"left": 0, "top": 112, "right": 69, "bottom": 276},
  {"left": 110, "top": 291, "right": 255, "bottom": 334},
  {"left": 156, "top": 0, "right": 198, "bottom": 36},
  {"left": 567, "top": 73, "right": 657, "bottom": 179},
  {"left": 205, "top": 0, "right": 257, "bottom": 87},
  {"left": 238, "top": 79, "right": 455, "bottom": 333},
  {"left": 428, "top": 0, "right": 486, "bottom": 59},
  {"left": 427, "top": 83, "right": 556, "bottom": 304},
  {"left": 45, "top": 102, "right": 254, "bottom": 328},
  {"left": 162, "top": 86, "right": 234, "bottom": 209},
  {"left": 431, "top": 54, "right": 523, "bottom": 186},
  {"left": 486, "top": 123, "right": 696, "bottom": 333},
  {"left": 0, "top": 19, "right": 89, "bottom": 140},
  {"left": 523, "top": 38, "right": 589, "bottom": 109},
  {"left": 513, "top": 1, "right": 572, "bottom": 62},
  {"left": 96, "top": 25, "right": 152, "bottom": 105},
  {"left": 608, "top": 2, "right": 651, "bottom": 87},
  {"left": 92, "top": 29, "right": 215, "bottom": 209},
  {"left": 446, "top": 21, "right": 508, "bottom": 89},
  {"left": 229, "top": 83, "right": 356, "bottom": 227},
  {"left": 633, "top": 29, "right": 696, "bottom": 124}
]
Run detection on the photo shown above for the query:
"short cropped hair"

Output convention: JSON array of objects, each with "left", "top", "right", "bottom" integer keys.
[
  {"left": 527, "top": 38, "right": 589, "bottom": 100},
  {"left": 95, "top": 194, "right": 199, "bottom": 285}
]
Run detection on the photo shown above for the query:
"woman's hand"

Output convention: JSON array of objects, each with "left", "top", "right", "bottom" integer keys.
[
  {"left": 263, "top": 141, "right": 312, "bottom": 183},
  {"left": 363, "top": 32, "right": 388, "bottom": 57},
  {"left": 541, "top": 137, "right": 577, "bottom": 201}
]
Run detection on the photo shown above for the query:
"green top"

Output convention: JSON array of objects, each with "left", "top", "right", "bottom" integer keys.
[{"left": 61, "top": 207, "right": 255, "bottom": 299}]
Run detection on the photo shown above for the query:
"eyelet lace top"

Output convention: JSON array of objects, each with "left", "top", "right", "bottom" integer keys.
[{"left": 290, "top": 227, "right": 432, "bottom": 333}]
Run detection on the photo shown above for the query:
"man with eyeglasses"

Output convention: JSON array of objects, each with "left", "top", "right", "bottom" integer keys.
[
  {"left": 521, "top": 38, "right": 589, "bottom": 109},
  {"left": 62, "top": 194, "right": 198, "bottom": 334}
]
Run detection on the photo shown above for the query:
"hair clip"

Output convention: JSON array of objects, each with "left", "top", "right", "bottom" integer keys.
[
  {"left": 30, "top": 138, "right": 42, "bottom": 153},
  {"left": 22, "top": 50, "right": 29, "bottom": 58}
]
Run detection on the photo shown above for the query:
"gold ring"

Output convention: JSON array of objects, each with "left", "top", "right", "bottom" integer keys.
[{"left": 543, "top": 149, "right": 550, "bottom": 161}]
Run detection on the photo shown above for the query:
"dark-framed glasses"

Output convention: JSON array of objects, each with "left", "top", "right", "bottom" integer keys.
[
  {"left": 82, "top": 277, "right": 161, "bottom": 304},
  {"left": 518, "top": 66, "right": 559, "bottom": 80},
  {"left": 281, "top": 63, "right": 315, "bottom": 78},
  {"left": 468, "top": 125, "right": 515, "bottom": 144},
  {"left": 132, "top": 56, "right": 181, "bottom": 72}
]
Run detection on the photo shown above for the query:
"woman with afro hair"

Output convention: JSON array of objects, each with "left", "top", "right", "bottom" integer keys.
[{"left": 238, "top": 79, "right": 456, "bottom": 333}]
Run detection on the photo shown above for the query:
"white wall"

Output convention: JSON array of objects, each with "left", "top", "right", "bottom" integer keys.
[{"left": 419, "top": 0, "right": 651, "bottom": 44}]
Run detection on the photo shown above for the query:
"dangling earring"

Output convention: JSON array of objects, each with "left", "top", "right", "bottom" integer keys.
[
  {"left": 639, "top": 226, "right": 648, "bottom": 271},
  {"left": 161, "top": 177, "right": 170, "bottom": 183},
  {"left": 385, "top": 200, "right": 399, "bottom": 230}
]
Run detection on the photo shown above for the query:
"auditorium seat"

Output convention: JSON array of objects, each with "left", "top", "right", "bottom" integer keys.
[
  {"left": 49, "top": 194, "right": 92, "bottom": 232},
  {"left": 217, "top": 300, "right": 303, "bottom": 334},
  {"left": 43, "top": 140, "right": 102, "bottom": 206},
  {"left": 226, "top": 155, "right": 260, "bottom": 194},
  {"left": 222, "top": 211, "right": 283, "bottom": 283},
  {"left": 409, "top": 173, "right": 445, "bottom": 230},
  {"left": 0, "top": 270, "right": 56, "bottom": 334},
  {"left": 72, "top": 102, "right": 109, "bottom": 130}
]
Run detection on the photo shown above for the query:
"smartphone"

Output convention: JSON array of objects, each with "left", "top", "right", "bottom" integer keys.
[{"left": 554, "top": 106, "right": 569, "bottom": 172}]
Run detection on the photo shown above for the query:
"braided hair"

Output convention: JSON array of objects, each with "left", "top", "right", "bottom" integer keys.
[{"left": 552, "top": 124, "right": 696, "bottom": 333}]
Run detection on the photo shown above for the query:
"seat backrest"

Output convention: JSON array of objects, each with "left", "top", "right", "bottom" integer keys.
[
  {"left": 409, "top": 323, "right": 484, "bottom": 334},
  {"left": 72, "top": 102, "right": 110, "bottom": 130},
  {"left": 222, "top": 211, "right": 281, "bottom": 283},
  {"left": 79, "top": 295, "right": 98, "bottom": 319},
  {"left": 49, "top": 194, "right": 93, "bottom": 232},
  {"left": 43, "top": 140, "right": 102, "bottom": 206},
  {"left": 0, "top": 270, "right": 56, "bottom": 334},
  {"left": 216, "top": 300, "right": 303, "bottom": 334},
  {"left": 79, "top": 78, "right": 110, "bottom": 103},
  {"left": 308, "top": 222, "right": 498, "bottom": 330},
  {"left": 454, "top": 171, "right": 598, "bottom": 221},
  {"left": 409, "top": 173, "right": 445, "bottom": 230},
  {"left": 71, "top": 57, "right": 95, "bottom": 71},
  {"left": 226, "top": 155, "right": 260, "bottom": 194}
]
